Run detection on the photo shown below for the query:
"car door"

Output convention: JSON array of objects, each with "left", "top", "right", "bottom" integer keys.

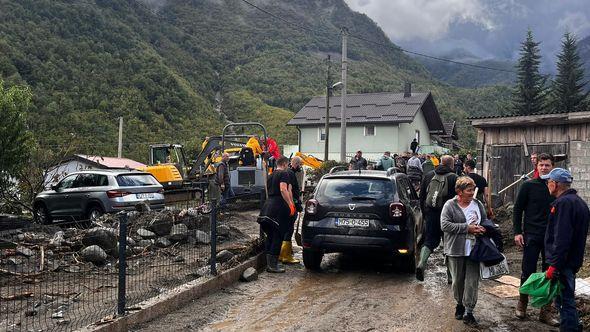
[
  {"left": 46, "top": 174, "right": 78, "bottom": 217},
  {"left": 400, "top": 176, "right": 424, "bottom": 242},
  {"left": 70, "top": 173, "right": 97, "bottom": 219}
]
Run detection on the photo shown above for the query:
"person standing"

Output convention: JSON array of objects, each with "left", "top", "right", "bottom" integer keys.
[
  {"left": 464, "top": 160, "right": 493, "bottom": 219},
  {"left": 376, "top": 151, "right": 395, "bottom": 171},
  {"left": 513, "top": 153, "right": 558, "bottom": 325},
  {"left": 407, "top": 152, "right": 423, "bottom": 191},
  {"left": 215, "top": 153, "right": 233, "bottom": 207},
  {"left": 454, "top": 155, "right": 464, "bottom": 175},
  {"left": 410, "top": 138, "right": 418, "bottom": 154},
  {"left": 441, "top": 176, "right": 487, "bottom": 325},
  {"left": 257, "top": 157, "right": 296, "bottom": 273},
  {"left": 530, "top": 152, "right": 539, "bottom": 179},
  {"left": 543, "top": 168, "right": 590, "bottom": 332},
  {"left": 416, "top": 155, "right": 458, "bottom": 281},
  {"left": 280, "top": 156, "right": 303, "bottom": 264},
  {"left": 349, "top": 150, "right": 368, "bottom": 170}
]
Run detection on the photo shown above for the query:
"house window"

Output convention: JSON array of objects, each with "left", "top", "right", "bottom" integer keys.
[
  {"left": 318, "top": 127, "right": 326, "bottom": 141},
  {"left": 415, "top": 130, "right": 420, "bottom": 143},
  {"left": 364, "top": 125, "right": 376, "bottom": 136}
]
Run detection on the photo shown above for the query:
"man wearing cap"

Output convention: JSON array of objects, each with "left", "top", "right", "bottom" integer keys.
[
  {"left": 544, "top": 168, "right": 590, "bottom": 331},
  {"left": 349, "top": 150, "right": 368, "bottom": 170},
  {"left": 513, "top": 153, "right": 557, "bottom": 324}
]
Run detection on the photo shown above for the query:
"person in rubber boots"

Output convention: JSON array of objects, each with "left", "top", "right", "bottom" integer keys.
[{"left": 279, "top": 156, "right": 303, "bottom": 264}]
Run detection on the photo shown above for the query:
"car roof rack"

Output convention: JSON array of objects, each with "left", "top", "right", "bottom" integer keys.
[
  {"left": 386, "top": 167, "right": 398, "bottom": 176},
  {"left": 329, "top": 166, "right": 349, "bottom": 174}
]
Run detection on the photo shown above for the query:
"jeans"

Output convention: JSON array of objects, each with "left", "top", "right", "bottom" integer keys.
[
  {"left": 555, "top": 268, "right": 580, "bottom": 332},
  {"left": 219, "top": 186, "right": 234, "bottom": 207},
  {"left": 447, "top": 256, "right": 480, "bottom": 311},
  {"left": 520, "top": 233, "right": 548, "bottom": 285},
  {"left": 424, "top": 208, "right": 443, "bottom": 251}
]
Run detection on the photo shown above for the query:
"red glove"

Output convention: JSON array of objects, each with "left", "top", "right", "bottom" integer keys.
[
  {"left": 545, "top": 266, "right": 557, "bottom": 280},
  {"left": 289, "top": 204, "right": 296, "bottom": 217}
]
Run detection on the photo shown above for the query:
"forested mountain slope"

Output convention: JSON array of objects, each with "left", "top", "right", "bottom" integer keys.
[{"left": 0, "top": 0, "right": 512, "bottom": 160}]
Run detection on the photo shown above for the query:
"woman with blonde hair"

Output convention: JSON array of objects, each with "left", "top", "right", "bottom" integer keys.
[{"left": 441, "top": 176, "right": 487, "bottom": 325}]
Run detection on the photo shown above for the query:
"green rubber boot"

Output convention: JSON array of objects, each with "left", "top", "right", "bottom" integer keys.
[{"left": 415, "top": 246, "right": 432, "bottom": 281}]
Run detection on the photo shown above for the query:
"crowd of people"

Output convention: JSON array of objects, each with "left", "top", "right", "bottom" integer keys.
[{"left": 223, "top": 145, "right": 589, "bottom": 330}]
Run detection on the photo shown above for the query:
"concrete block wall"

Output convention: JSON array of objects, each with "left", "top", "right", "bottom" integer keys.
[{"left": 569, "top": 141, "right": 590, "bottom": 203}]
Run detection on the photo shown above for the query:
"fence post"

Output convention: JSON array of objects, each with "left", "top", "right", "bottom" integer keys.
[
  {"left": 117, "top": 213, "right": 128, "bottom": 316},
  {"left": 210, "top": 199, "right": 218, "bottom": 276}
]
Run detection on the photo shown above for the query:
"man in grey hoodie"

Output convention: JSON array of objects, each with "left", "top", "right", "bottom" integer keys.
[{"left": 376, "top": 151, "right": 394, "bottom": 170}]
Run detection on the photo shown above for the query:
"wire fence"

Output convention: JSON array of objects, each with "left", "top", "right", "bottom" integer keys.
[{"left": 0, "top": 195, "right": 260, "bottom": 331}]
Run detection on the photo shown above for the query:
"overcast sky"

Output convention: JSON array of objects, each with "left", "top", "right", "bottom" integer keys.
[{"left": 344, "top": 0, "right": 590, "bottom": 72}]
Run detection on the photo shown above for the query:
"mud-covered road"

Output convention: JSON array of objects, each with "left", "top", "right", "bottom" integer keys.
[{"left": 133, "top": 248, "right": 556, "bottom": 332}]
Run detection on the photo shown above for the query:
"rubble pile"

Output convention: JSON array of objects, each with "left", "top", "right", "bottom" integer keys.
[{"left": 0, "top": 208, "right": 248, "bottom": 275}]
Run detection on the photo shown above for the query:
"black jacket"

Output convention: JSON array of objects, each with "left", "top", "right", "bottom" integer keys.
[
  {"left": 545, "top": 189, "right": 590, "bottom": 272},
  {"left": 420, "top": 165, "right": 458, "bottom": 212},
  {"left": 512, "top": 178, "right": 554, "bottom": 236}
]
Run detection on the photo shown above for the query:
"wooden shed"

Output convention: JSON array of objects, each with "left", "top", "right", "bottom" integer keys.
[{"left": 471, "top": 111, "right": 590, "bottom": 203}]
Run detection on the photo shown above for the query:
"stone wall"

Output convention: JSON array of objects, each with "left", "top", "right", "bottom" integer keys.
[{"left": 569, "top": 141, "right": 590, "bottom": 203}]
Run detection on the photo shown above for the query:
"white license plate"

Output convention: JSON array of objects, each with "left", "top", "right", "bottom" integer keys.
[
  {"left": 336, "top": 218, "right": 370, "bottom": 227},
  {"left": 136, "top": 193, "right": 155, "bottom": 199}
]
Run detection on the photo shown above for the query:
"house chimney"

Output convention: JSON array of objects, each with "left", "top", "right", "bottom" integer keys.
[{"left": 404, "top": 82, "right": 412, "bottom": 97}]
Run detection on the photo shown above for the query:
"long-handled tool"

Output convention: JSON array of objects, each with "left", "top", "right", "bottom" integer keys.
[{"left": 294, "top": 213, "right": 302, "bottom": 246}]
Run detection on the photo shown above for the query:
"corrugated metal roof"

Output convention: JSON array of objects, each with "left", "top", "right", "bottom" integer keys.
[{"left": 288, "top": 92, "right": 430, "bottom": 126}]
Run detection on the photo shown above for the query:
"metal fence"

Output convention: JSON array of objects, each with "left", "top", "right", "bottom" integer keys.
[{"left": 0, "top": 199, "right": 243, "bottom": 331}]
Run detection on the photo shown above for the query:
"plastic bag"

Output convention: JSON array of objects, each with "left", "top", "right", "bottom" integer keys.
[
  {"left": 480, "top": 254, "right": 509, "bottom": 280},
  {"left": 519, "top": 272, "right": 562, "bottom": 308}
]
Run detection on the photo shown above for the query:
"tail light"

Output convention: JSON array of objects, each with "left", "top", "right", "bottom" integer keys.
[
  {"left": 306, "top": 199, "right": 318, "bottom": 215},
  {"left": 107, "top": 190, "right": 132, "bottom": 198},
  {"left": 389, "top": 202, "right": 406, "bottom": 219}
]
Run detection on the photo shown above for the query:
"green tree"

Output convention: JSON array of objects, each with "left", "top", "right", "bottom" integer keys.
[
  {"left": 513, "top": 30, "right": 546, "bottom": 115},
  {"left": 551, "top": 32, "right": 588, "bottom": 113},
  {"left": 0, "top": 80, "right": 33, "bottom": 176}
]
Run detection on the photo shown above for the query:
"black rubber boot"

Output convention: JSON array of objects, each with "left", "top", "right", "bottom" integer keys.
[{"left": 266, "top": 254, "right": 286, "bottom": 273}]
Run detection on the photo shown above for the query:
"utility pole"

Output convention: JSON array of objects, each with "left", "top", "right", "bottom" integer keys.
[
  {"left": 117, "top": 117, "right": 123, "bottom": 158},
  {"left": 324, "top": 55, "right": 331, "bottom": 161},
  {"left": 339, "top": 27, "right": 348, "bottom": 163}
]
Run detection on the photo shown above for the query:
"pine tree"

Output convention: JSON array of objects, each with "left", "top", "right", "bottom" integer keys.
[
  {"left": 513, "top": 30, "right": 546, "bottom": 115},
  {"left": 552, "top": 32, "right": 588, "bottom": 113}
]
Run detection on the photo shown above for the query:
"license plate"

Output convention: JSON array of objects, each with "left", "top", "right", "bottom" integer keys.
[
  {"left": 336, "top": 218, "right": 370, "bottom": 227},
  {"left": 136, "top": 193, "right": 155, "bottom": 199}
]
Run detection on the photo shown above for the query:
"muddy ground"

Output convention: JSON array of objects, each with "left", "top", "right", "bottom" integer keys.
[{"left": 133, "top": 207, "right": 576, "bottom": 332}]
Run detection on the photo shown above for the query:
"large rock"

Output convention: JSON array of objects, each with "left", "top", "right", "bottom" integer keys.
[
  {"left": 137, "top": 239, "right": 154, "bottom": 248},
  {"left": 81, "top": 245, "right": 107, "bottom": 265},
  {"left": 194, "top": 230, "right": 211, "bottom": 245},
  {"left": 217, "top": 225, "right": 231, "bottom": 236},
  {"left": 16, "top": 246, "right": 35, "bottom": 257},
  {"left": 137, "top": 228, "right": 156, "bottom": 239},
  {"left": 82, "top": 228, "right": 118, "bottom": 251},
  {"left": 147, "top": 216, "right": 173, "bottom": 236},
  {"left": 215, "top": 250, "right": 234, "bottom": 263},
  {"left": 169, "top": 224, "right": 189, "bottom": 242},
  {"left": 240, "top": 267, "right": 258, "bottom": 282},
  {"left": 155, "top": 237, "right": 171, "bottom": 248}
]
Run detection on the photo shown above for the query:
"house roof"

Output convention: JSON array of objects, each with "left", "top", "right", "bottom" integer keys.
[
  {"left": 75, "top": 155, "right": 146, "bottom": 169},
  {"left": 442, "top": 121, "right": 459, "bottom": 140},
  {"left": 470, "top": 110, "right": 590, "bottom": 128},
  {"left": 287, "top": 92, "right": 446, "bottom": 134}
]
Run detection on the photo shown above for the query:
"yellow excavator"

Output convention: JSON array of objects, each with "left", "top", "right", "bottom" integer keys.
[{"left": 140, "top": 123, "right": 272, "bottom": 203}]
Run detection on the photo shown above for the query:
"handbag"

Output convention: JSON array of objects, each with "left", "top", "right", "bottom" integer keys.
[
  {"left": 480, "top": 254, "right": 509, "bottom": 279},
  {"left": 469, "top": 236, "right": 504, "bottom": 266}
]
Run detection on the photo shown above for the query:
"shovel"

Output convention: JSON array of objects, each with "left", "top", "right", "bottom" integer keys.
[{"left": 294, "top": 212, "right": 302, "bottom": 246}]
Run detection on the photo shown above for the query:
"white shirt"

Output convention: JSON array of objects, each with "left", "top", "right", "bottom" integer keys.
[
  {"left": 407, "top": 156, "right": 423, "bottom": 171},
  {"left": 461, "top": 200, "right": 481, "bottom": 256}
]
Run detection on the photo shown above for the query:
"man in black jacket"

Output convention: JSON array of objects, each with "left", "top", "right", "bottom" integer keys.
[
  {"left": 416, "top": 155, "right": 458, "bottom": 281},
  {"left": 543, "top": 168, "right": 590, "bottom": 331},
  {"left": 513, "top": 153, "right": 556, "bottom": 324}
]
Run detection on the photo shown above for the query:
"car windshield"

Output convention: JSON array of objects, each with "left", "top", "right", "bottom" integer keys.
[
  {"left": 316, "top": 177, "right": 394, "bottom": 202},
  {"left": 116, "top": 174, "right": 159, "bottom": 187}
]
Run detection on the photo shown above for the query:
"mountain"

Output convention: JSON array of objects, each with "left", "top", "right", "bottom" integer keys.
[
  {"left": 0, "top": 0, "right": 512, "bottom": 161},
  {"left": 416, "top": 49, "right": 516, "bottom": 88}
]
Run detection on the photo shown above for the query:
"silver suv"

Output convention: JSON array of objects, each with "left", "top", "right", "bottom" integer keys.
[{"left": 34, "top": 170, "right": 165, "bottom": 223}]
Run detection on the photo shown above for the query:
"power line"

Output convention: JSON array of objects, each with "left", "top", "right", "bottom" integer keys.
[{"left": 235, "top": 0, "right": 517, "bottom": 74}]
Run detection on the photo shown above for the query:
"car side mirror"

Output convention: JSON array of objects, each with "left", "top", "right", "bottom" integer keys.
[{"left": 51, "top": 184, "right": 59, "bottom": 191}]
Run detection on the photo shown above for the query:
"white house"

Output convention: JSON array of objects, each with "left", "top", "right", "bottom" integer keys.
[
  {"left": 287, "top": 86, "right": 446, "bottom": 161},
  {"left": 44, "top": 154, "right": 146, "bottom": 188}
]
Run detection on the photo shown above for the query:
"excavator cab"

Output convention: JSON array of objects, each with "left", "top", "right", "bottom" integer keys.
[{"left": 140, "top": 144, "right": 189, "bottom": 189}]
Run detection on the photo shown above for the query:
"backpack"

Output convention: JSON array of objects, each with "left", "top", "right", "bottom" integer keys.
[{"left": 425, "top": 173, "right": 451, "bottom": 208}]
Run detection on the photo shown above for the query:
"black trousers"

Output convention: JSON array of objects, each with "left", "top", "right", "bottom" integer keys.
[
  {"left": 520, "top": 232, "right": 548, "bottom": 285},
  {"left": 261, "top": 222, "right": 282, "bottom": 256},
  {"left": 283, "top": 215, "right": 296, "bottom": 241},
  {"left": 424, "top": 208, "right": 443, "bottom": 251}
]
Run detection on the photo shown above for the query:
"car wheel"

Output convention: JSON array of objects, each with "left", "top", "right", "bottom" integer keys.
[
  {"left": 302, "top": 248, "right": 323, "bottom": 271},
  {"left": 34, "top": 204, "right": 51, "bottom": 224},
  {"left": 87, "top": 205, "right": 104, "bottom": 223}
]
